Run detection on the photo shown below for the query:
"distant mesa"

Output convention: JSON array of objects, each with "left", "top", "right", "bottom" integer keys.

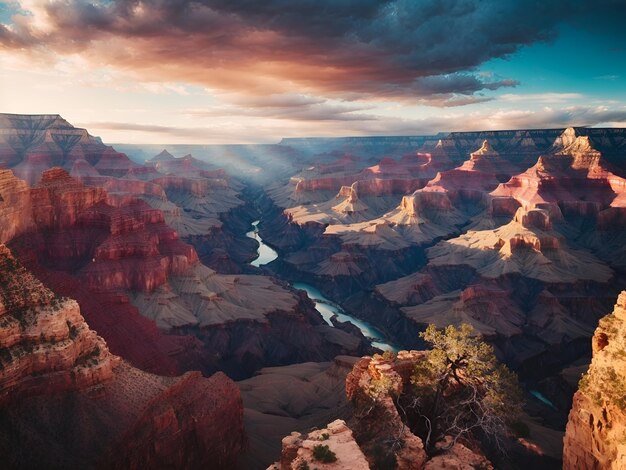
[{"left": 148, "top": 149, "right": 176, "bottom": 162}]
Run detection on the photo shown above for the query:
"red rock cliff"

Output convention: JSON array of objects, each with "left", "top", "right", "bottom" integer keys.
[
  {"left": 0, "top": 244, "right": 245, "bottom": 468},
  {"left": 563, "top": 291, "right": 626, "bottom": 469}
]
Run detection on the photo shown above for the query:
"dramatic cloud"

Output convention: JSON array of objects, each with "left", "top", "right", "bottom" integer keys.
[
  {"left": 2, "top": 0, "right": 624, "bottom": 144},
  {"left": 0, "top": 0, "right": 575, "bottom": 101}
]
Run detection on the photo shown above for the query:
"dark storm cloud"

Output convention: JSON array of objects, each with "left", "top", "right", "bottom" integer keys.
[{"left": 1, "top": 0, "right": 622, "bottom": 101}]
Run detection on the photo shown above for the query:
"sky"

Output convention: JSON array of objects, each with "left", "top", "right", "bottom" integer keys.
[{"left": 1, "top": 0, "right": 625, "bottom": 144}]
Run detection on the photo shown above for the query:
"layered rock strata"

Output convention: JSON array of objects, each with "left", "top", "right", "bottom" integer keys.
[
  {"left": 0, "top": 244, "right": 246, "bottom": 468},
  {"left": 563, "top": 292, "right": 626, "bottom": 469}
]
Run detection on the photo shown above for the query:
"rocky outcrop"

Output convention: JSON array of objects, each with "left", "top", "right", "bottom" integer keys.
[
  {"left": 0, "top": 243, "right": 245, "bottom": 469},
  {"left": 346, "top": 352, "right": 430, "bottom": 470},
  {"left": 0, "top": 243, "right": 117, "bottom": 400},
  {"left": 427, "top": 206, "right": 613, "bottom": 284},
  {"left": 0, "top": 169, "right": 34, "bottom": 242},
  {"left": 563, "top": 292, "right": 626, "bottom": 469},
  {"left": 272, "top": 352, "right": 499, "bottom": 470},
  {"left": 273, "top": 419, "right": 370, "bottom": 470},
  {"left": 4, "top": 167, "right": 198, "bottom": 293}
]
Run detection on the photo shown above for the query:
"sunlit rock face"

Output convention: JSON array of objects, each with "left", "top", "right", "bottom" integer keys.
[
  {"left": 274, "top": 420, "right": 371, "bottom": 470},
  {"left": 0, "top": 243, "right": 117, "bottom": 400},
  {"left": 563, "top": 292, "right": 626, "bottom": 469},
  {"left": 0, "top": 243, "right": 246, "bottom": 468},
  {"left": 1, "top": 167, "right": 197, "bottom": 293},
  {"left": 421, "top": 139, "right": 518, "bottom": 195},
  {"left": 261, "top": 127, "right": 626, "bottom": 377},
  {"left": 491, "top": 128, "right": 626, "bottom": 214},
  {"left": 0, "top": 114, "right": 139, "bottom": 184},
  {"left": 0, "top": 169, "right": 34, "bottom": 243}
]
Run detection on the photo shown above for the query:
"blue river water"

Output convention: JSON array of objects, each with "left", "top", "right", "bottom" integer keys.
[
  {"left": 246, "top": 220, "right": 279, "bottom": 267},
  {"left": 247, "top": 220, "right": 398, "bottom": 351},
  {"left": 529, "top": 390, "right": 558, "bottom": 410}
]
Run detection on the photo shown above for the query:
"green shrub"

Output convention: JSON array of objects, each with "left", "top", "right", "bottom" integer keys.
[
  {"left": 381, "top": 350, "right": 396, "bottom": 361},
  {"left": 312, "top": 444, "right": 337, "bottom": 463}
]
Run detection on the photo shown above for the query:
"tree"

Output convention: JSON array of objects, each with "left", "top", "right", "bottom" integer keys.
[{"left": 408, "top": 324, "right": 523, "bottom": 453}]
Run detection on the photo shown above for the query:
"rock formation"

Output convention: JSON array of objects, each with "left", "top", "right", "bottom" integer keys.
[
  {"left": 0, "top": 243, "right": 245, "bottom": 468},
  {"left": 426, "top": 206, "right": 612, "bottom": 283},
  {"left": 272, "top": 351, "right": 503, "bottom": 470},
  {"left": 563, "top": 292, "right": 626, "bottom": 469},
  {"left": 273, "top": 419, "right": 370, "bottom": 470},
  {"left": 491, "top": 128, "right": 626, "bottom": 218},
  {"left": 0, "top": 114, "right": 138, "bottom": 184},
  {"left": 0, "top": 243, "right": 117, "bottom": 400},
  {"left": 422, "top": 139, "right": 518, "bottom": 196}
]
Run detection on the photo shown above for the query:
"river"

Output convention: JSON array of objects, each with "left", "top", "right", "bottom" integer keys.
[
  {"left": 246, "top": 220, "right": 398, "bottom": 352},
  {"left": 246, "top": 220, "right": 279, "bottom": 267}
]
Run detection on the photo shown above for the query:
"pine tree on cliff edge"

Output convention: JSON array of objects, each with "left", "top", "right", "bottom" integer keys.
[{"left": 409, "top": 323, "right": 523, "bottom": 454}]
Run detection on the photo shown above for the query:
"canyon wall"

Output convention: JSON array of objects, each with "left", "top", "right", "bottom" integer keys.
[
  {"left": 564, "top": 292, "right": 626, "bottom": 469},
  {"left": 0, "top": 243, "right": 245, "bottom": 468}
]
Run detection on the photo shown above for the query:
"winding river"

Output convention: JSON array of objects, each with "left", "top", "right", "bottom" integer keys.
[
  {"left": 246, "top": 220, "right": 398, "bottom": 352},
  {"left": 246, "top": 220, "right": 278, "bottom": 267}
]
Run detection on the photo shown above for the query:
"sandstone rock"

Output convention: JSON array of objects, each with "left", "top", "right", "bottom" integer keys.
[
  {"left": 273, "top": 419, "right": 370, "bottom": 470},
  {"left": 0, "top": 243, "right": 117, "bottom": 400},
  {"left": 0, "top": 243, "right": 246, "bottom": 468},
  {"left": 563, "top": 291, "right": 626, "bottom": 469},
  {"left": 491, "top": 128, "right": 626, "bottom": 217},
  {"left": 420, "top": 139, "right": 518, "bottom": 200},
  {"left": 346, "top": 354, "right": 429, "bottom": 470}
]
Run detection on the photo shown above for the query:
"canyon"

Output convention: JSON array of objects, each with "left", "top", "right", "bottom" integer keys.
[
  {"left": 0, "top": 242, "right": 245, "bottom": 468},
  {"left": 2, "top": 113, "right": 626, "bottom": 468}
]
